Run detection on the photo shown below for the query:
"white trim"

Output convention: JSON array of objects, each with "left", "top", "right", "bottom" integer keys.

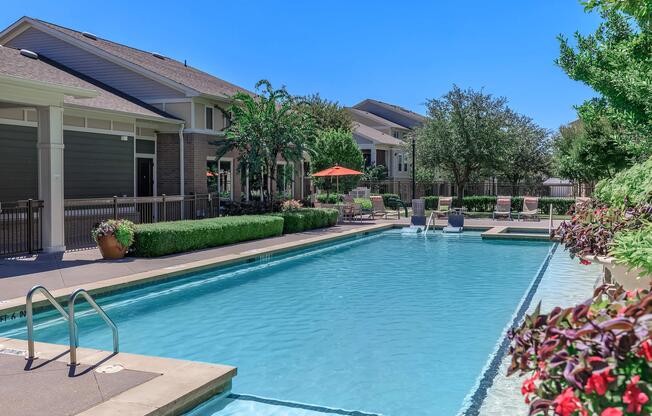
[
  {"left": 183, "top": 128, "right": 225, "bottom": 136},
  {"left": 0, "top": 74, "right": 98, "bottom": 99},
  {"left": 206, "top": 156, "right": 234, "bottom": 200},
  {"left": 135, "top": 154, "right": 157, "bottom": 197},
  {"left": 63, "top": 125, "right": 135, "bottom": 136},
  {"left": 144, "top": 98, "right": 192, "bottom": 104},
  {"left": 136, "top": 135, "right": 156, "bottom": 142},
  {"left": 0, "top": 118, "right": 37, "bottom": 128},
  {"left": 205, "top": 105, "right": 214, "bottom": 130}
]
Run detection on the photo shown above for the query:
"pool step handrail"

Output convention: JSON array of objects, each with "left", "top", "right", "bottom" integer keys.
[
  {"left": 68, "top": 288, "right": 119, "bottom": 366},
  {"left": 25, "top": 285, "right": 78, "bottom": 360},
  {"left": 424, "top": 212, "right": 434, "bottom": 235}
]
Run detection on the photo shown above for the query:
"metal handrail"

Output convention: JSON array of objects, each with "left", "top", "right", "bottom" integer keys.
[
  {"left": 68, "top": 289, "right": 119, "bottom": 366},
  {"left": 26, "top": 285, "right": 78, "bottom": 360}
]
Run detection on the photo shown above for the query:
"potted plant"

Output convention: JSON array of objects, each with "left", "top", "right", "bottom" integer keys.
[{"left": 91, "top": 219, "right": 135, "bottom": 259}]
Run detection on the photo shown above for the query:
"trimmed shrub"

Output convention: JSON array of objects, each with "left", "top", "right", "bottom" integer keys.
[
  {"left": 315, "top": 194, "right": 342, "bottom": 204},
  {"left": 272, "top": 208, "right": 339, "bottom": 234},
  {"left": 354, "top": 198, "right": 372, "bottom": 210},
  {"left": 540, "top": 197, "right": 575, "bottom": 215},
  {"left": 424, "top": 196, "right": 439, "bottom": 210},
  {"left": 422, "top": 196, "right": 573, "bottom": 215},
  {"left": 132, "top": 215, "right": 284, "bottom": 257},
  {"left": 374, "top": 193, "right": 401, "bottom": 208}
]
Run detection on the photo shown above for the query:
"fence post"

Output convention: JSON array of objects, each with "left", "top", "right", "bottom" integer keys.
[
  {"left": 193, "top": 193, "right": 197, "bottom": 220},
  {"left": 112, "top": 196, "right": 118, "bottom": 220},
  {"left": 27, "top": 199, "right": 33, "bottom": 254},
  {"left": 208, "top": 193, "right": 213, "bottom": 218},
  {"left": 162, "top": 194, "right": 167, "bottom": 222}
]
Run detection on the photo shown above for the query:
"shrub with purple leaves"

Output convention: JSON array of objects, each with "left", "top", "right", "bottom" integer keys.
[{"left": 507, "top": 285, "right": 651, "bottom": 416}]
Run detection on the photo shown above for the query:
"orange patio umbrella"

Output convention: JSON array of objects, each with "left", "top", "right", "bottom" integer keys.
[{"left": 312, "top": 165, "right": 363, "bottom": 193}]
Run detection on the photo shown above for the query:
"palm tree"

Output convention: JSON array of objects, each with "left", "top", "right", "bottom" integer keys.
[{"left": 215, "top": 80, "right": 315, "bottom": 210}]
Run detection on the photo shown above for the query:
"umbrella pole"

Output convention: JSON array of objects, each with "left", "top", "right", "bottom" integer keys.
[{"left": 337, "top": 176, "right": 339, "bottom": 194}]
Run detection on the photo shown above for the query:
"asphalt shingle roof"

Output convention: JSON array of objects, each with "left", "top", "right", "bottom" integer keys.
[
  {"left": 0, "top": 45, "right": 179, "bottom": 121},
  {"left": 33, "top": 18, "right": 252, "bottom": 99},
  {"left": 347, "top": 108, "right": 407, "bottom": 130},
  {"left": 353, "top": 122, "right": 404, "bottom": 146}
]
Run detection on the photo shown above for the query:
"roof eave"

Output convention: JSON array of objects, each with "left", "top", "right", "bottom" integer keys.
[
  {"left": 64, "top": 102, "right": 183, "bottom": 124},
  {"left": 0, "top": 73, "right": 99, "bottom": 99}
]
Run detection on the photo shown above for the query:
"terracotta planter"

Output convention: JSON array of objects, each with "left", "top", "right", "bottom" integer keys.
[{"left": 97, "top": 235, "right": 127, "bottom": 259}]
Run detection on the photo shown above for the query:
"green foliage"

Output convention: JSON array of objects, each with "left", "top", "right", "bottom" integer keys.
[
  {"left": 354, "top": 198, "right": 372, "bottom": 210},
  {"left": 594, "top": 157, "right": 652, "bottom": 206},
  {"left": 215, "top": 80, "right": 316, "bottom": 207},
  {"left": 315, "top": 193, "right": 342, "bottom": 204},
  {"left": 583, "top": 0, "right": 652, "bottom": 28},
  {"left": 92, "top": 219, "right": 135, "bottom": 249},
  {"left": 415, "top": 85, "right": 511, "bottom": 197},
  {"left": 131, "top": 216, "right": 284, "bottom": 257},
  {"left": 294, "top": 93, "right": 353, "bottom": 132},
  {"left": 498, "top": 112, "right": 552, "bottom": 189},
  {"left": 611, "top": 225, "right": 652, "bottom": 274},
  {"left": 424, "top": 196, "right": 574, "bottom": 214},
  {"left": 272, "top": 208, "right": 339, "bottom": 233},
  {"left": 557, "top": 6, "right": 652, "bottom": 158},
  {"left": 362, "top": 164, "right": 388, "bottom": 181},
  {"left": 376, "top": 193, "right": 401, "bottom": 209},
  {"left": 554, "top": 116, "right": 633, "bottom": 182},
  {"left": 310, "top": 129, "right": 364, "bottom": 194}
]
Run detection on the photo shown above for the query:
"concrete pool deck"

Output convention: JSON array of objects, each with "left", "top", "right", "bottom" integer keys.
[{"left": 0, "top": 337, "right": 235, "bottom": 416}]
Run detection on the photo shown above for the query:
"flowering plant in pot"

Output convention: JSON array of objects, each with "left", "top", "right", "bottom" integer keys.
[
  {"left": 91, "top": 219, "right": 135, "bottom": 259},
  {"left": 507, "top": 284, "right": 651, "bottom": 416}
]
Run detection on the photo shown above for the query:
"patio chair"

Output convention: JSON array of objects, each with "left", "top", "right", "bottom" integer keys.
[
  {"left": 370, "top": 195, "right": 400, "bottom": 220},
  {"left": 493, "top": 196, "right": 512, "bottom": 220},
  {"left": 342, "top": 203, "right": 364, "bottom": 222},
  {"left": 432, "top": 197, "right": 453, "bottom": 218},
  {"left": 342, "top": 194, "right": 355, "bottom": 204},
  {"left": 518, "top": 196, "right": 540, "bottom": 221}
]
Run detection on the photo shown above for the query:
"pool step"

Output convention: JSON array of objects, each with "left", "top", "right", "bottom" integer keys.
[{"left": 481, "top": 226, "right": 552, "bottom": 241}]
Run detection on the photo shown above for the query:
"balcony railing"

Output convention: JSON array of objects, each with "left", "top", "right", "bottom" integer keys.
[{"left": 0, "top": 199, "right": 43, "bottom": 257}]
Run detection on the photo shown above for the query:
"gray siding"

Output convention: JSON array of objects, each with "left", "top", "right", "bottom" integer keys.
[
  {"left": 7, "top": 28, "right": 185, "bottom": 101},
  {"left": 64, "top": 131, "right": 134, "bottom": 198},
  {"left": 0, "top": 125, "right": 38, "bottom": 201},
  {"left": 353, "top": 134, "right": 373, "bottom": 145}
]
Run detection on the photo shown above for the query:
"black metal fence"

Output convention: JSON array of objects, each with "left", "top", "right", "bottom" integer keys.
[
  {"left": 64, "top": 194, "right": 220, "bottom": 249},
  {"left": 0, "top": 199, "right": 43, "bottom": 257},
  {"left": 357, "top": 180, "right": 591, "bottom": 202}
]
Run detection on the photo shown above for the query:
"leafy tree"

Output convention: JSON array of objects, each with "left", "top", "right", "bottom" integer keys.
[
  {"left": 414, "top": 85, "right": 510, "bottom": 198},
  {"left": 294, "top": 93, "right": 353, "bottom": 132},
  {"left": 310, "top": 129, "right": 364, "bottom": 194},
  {"left": 216, "top": 80, "right": 315, "bottom": 209},
  {"left": 553, "top": 115, "right": 633, "bottom": 183},
  {"left": 362, "top": 163, "right": 388, "bottom": 182},
  {"left": 497, "top": 112, "right": 552, "bottom": 194},
  {"left": 557, "top": 5, "right": 652, "bottom": 157}
]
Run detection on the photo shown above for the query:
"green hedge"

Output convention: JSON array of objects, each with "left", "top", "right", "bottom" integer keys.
[
  {"left": 373, "top": 193, "right": 401, "bottom": 208},
  {"left": 594, "top": 157, "right": 652, "bottom": 207},
  {"left": 272, "top": 208, "right": 339, "bottom": 234},
  {"left": 132, "top": 215, "right": 284, "bottom": 257},
  {"left": 422, "top": 196, "right": 573, "bottom": 215},
  {"left": 315, "top": 194, "right": 343, "bottom": 204}
]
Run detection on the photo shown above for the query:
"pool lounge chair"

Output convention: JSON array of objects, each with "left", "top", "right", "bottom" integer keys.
[
  {"left": 432, "top": 197, "right": 453, "bottom": 218},
  {"left": 370, "top": 196, "right": 400, "bottom": 219},
  {"left": 518, "top": 196, "right": 540, "bottom": 221},
  {"left": 493, "top": 196, "right": 512, "bottom": 220}
]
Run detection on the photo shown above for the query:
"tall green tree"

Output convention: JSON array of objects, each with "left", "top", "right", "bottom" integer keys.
[
  {"left": 497, "top": 112, "right": 552, "bottom": 194},
  {"left": 310, "top": 129, "right": 364, "bottom": 194},
  {"left": 294, "top": 93, "right": 353, "bottom": 132},
  {"left": 557, "top": 3, "right": 652, "bottom": 157},
  {"left": 553, "top": 115, "right": 633, "bottom": 183},
  {"left": 216, "top": 80, "right": 315, "bottom": 209},
  {"left": 414, "top": 85, "right": 510, "bottom": 198}
]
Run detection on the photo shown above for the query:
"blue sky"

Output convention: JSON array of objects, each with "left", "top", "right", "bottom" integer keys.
[{"left": 1, "top": 1, "right": 600, "bottom": 130}]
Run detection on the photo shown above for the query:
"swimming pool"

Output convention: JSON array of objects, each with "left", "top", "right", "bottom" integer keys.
[{"left": 1, "top": 230, "right": 557, "bottom": 415}]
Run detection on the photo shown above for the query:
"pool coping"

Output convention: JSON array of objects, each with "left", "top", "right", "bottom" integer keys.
[
  {"left": 0, "top": 336, "right": 235, "bottom": 416},
  {"left": 0, "top": 222, "right": 395, "bottom": 317}
]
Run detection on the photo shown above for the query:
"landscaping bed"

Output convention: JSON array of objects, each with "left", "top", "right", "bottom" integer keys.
[{"left": 272, "top": 208, "right": 339, "bottom": 234}]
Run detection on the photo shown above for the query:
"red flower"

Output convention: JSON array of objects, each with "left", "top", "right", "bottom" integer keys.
[
  {"left": 639, "top": 340, "right": 652, "bottom": 361},
  {"left": 521, "top": 371, "right": 539, "bottom": 403},
  {"left": 601, "top": 408, "right": 623, "bottom": 416},
  {"left": 554, "top": 387, "right": 585, "bottom": 416},
  {"left": 585, "top": 369, "right": 615, "bottom": 396},
  {"left": 580, "top": 259, "right": 591, "bottom": 265},
  {"left": 623, "top": 376, "right": 649, "bottom": 415}
]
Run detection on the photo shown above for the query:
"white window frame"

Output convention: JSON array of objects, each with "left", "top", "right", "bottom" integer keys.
[
  {"left": 134, "top": 136, "right": 157, "bottom": 197},
  {"left": 205, "top": 105, "right": 214, "bottom": 130},
  {"left": 206, "top": 156, "right": 234, "bottom": 200}
]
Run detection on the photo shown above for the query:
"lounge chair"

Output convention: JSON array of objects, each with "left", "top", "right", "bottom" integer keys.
[
  {"left": 493, "top": 196, "right": 512, "bottom": 220},
  {"left": 432, "top": 197, "right": 453, "bottom": 218},
  {"left": 370, "top": 195, "right": 400, "bottom": 219},
  {"left": 342, "top": 203, "right": 364, "bottom": 222},
  {"left": 342, "top": 194, "right": 355, "bottom": 204},
  {"left": 518, "top": 196, "right": 540, "bottom": 221}
]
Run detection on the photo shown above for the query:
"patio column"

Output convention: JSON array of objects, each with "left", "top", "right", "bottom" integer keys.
[
  {"left": 370, "top": 144, "right": 377, "bottom": 165},
  {"left": 37, "top": 105, "right": 65, "bottom": 252}
]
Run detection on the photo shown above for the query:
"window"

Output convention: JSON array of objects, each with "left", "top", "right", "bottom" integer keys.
[
  {"left": 206, "top": 159, "right": 232, "bottom": 199},
  {"left": 403, "top": 154, "right": 408, "bottom": 172},
  {"left": 222, "top": 112, "right": 230, "bottom": 129},
  {"left": 362, "top": 150, "right": 372, "bottom": 167},
  {"left": 398, "top": 154, "right": 403, "bottom": 172},
  {"left": 393, "top": 130, "right": 400, "bottom": 139},
  {"left": 205, "top": 106, "right": 213, "bottom": 130}
]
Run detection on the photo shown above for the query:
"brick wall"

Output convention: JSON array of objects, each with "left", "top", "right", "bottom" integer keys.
[{"left": 156, "top": 133, "right": 180, "bottom": 195}]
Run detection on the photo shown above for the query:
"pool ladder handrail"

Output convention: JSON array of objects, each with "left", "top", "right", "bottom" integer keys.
[
  {"left": 424, "top": 212, "right": 435, "bottom": 235},
  {"left": 68, "top": 288, "right": 119, "bottom": 365},
  {"left": 26, "top": 285, "right": 78, "bottom": 360}
]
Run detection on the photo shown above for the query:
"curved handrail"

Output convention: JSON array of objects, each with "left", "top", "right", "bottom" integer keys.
[
  {"left": 26, "top": 285, "right": 78, "bottom": 360},
  {"left": 68, "top": 289, "right": 118, "bottom": 366}
]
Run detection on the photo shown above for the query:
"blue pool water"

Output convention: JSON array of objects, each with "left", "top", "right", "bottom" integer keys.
[{"left": 0, "top": 231, "right": 555, "bottom": 415}]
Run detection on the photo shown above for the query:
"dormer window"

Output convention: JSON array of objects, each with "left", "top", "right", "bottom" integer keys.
[
  {"left": 393, "top": 130, "right": 401, "bottom": 139},
  {"left": 205, "top": 106, "right": 213, "bottom": 130}
]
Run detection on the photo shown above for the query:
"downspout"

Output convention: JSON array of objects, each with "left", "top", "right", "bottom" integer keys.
[{"left": 179, "top": 123, "right": 185, "bottom": 197}]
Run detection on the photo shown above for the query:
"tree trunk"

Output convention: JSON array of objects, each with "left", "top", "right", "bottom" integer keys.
[{"left": 455, "top": 179, "right": 465, "bottom": 207}]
